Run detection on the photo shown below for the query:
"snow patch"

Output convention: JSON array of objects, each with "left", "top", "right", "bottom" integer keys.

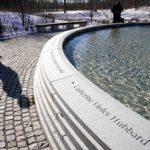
[{"left": 0, "top": 7, "right": 150, "bottom": 39}]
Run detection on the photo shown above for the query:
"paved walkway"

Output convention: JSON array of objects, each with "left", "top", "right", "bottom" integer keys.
[{"left": 0, "top": 33, "right": 57, "bottom": 150}]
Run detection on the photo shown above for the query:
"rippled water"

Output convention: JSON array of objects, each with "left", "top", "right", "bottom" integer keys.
[{"left": 64, "top": 26, "right": 150, "bottom": 120}]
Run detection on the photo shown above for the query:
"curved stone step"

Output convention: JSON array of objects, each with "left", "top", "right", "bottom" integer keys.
[
  {"left": 39, "top": 58, "right": 104, "bottom": 150},
  {"left": 38, "top": 68, "right": 78, "bottom": 150},
  {"left": 34, "top": 66, "right": 67, "bottom": 150},
  {"left": 34, "top": 24, "right": 150, "bottom": 150},
  {"left": 38, "top": 65, "right": 90, "bottom": 150},
  {"left": 34, "top": 68, "right": 57, "bottom": 150}
]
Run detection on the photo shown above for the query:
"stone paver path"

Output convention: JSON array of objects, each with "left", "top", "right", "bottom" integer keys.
[{"left": 0, "top": 33, "right": 57, "bottom": 150}]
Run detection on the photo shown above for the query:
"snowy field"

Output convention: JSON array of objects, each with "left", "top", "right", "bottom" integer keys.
[
  {"left": 51, "top": 7, "right": 150, "bottom": 24},
  {"left": 0, "top": 12, "right": 42, "bottom": 39},
  {"left": 0, "top": 7, "right": 150, "bottom": 39}
]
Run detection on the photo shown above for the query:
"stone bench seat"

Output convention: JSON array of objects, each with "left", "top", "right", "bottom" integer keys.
[{"left": 35, "top": 21, "right": 87, "bottom": 32}]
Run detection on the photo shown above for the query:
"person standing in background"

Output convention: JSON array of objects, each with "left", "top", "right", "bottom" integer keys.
[{"left": 111, "top": 1, "right": 124, "bottom": 23}]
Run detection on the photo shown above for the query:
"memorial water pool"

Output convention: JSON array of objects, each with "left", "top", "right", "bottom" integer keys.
[{"left": 64, "top": 26, "right": 150, "bottom": 120}]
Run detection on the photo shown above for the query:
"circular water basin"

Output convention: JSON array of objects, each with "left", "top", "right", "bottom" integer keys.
[{"left": 64, "top": 25, "right": 150, "bottom": 120}]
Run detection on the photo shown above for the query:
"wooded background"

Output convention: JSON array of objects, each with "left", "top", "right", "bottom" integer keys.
[
  {"left": 0, "top": 0, "right": 149, "bottom": 31},
  {"left": 0, "top": 0, "right": 150, "bottom": 13}
]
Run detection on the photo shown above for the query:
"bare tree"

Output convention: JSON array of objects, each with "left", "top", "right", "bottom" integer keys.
[
  {"left": 88, "top": 0, "right": 95, "bottom": 23},
  {"left": 64, "top": 0, "right": 67, "bottom": 13},
  {"left": 0, "top": 18, "right": 3, "bottom": 35},
  {"left": 13, "top": 0, "right": 27, "bottom": 27}
]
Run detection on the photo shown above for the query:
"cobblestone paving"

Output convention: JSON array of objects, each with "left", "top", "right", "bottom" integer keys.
[{"left": 0, "top": 33, "right": 58, "bottom": 150}]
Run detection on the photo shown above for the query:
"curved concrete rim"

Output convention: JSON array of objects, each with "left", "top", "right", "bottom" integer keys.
[{"left": 34, "top": 23, "right": 150, "bottom": 150}]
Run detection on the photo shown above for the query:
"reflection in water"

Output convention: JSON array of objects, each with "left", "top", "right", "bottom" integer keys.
[{"left": 64, "top": 26, "right": 150, "bottom": 120}]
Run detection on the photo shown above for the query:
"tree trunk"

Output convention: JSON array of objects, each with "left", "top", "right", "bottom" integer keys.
[{"left": 64, "top": 0, "right": 66, "bottom": 13}]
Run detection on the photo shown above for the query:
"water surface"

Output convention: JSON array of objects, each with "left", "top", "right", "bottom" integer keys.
[{"left": 64, "top": 26, "right": 150, "bottom": 120}]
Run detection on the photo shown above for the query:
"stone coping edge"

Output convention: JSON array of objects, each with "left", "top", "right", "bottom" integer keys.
[{"left": 34, "top": 23, "right": 150, "bottom": 150}]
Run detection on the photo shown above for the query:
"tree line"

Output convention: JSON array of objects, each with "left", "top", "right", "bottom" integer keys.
[
  {"left": 0, "top": 0, "right": 149, "bottom": 35},
  {"left": 0, "top": 0, "right": 150, "bottom": 13}
]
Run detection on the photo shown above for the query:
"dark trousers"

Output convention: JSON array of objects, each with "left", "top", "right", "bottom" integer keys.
[{"left": 113, "top": 13, "right": 122, "bottom": 23}]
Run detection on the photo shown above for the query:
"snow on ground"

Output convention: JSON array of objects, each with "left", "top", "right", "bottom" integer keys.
[
  {"left": 0, "top": 12, "right": 42, "bottom": 40},
  {"left": 123, "top": 7, "right": 150, "bottom": 22},
  {"left": 0, "top": 7, "right": 150, "bottom": 40},
  {"left": 51, "top": 7, "right": 150, "bottom": 24}
]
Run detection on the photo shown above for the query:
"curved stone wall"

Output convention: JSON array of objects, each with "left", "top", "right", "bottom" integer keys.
[{"left": 34, "top": 23, "right": 150, "bottom": 150}]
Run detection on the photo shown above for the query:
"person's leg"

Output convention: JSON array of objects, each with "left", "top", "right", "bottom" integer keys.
[
  {"left": 114, "top": 13, "right": 117, "bottom": 23},
  {"left": 116, "top": 13, "right": 121, "bottom": 22}
]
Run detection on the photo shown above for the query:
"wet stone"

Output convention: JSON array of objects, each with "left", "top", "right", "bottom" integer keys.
[
  {"left": 8, "top": 141, "right": 17, "bottom": 148},
  {"left": 26, "top": 132, "right": 34, "bottom": 138},
  {"left": 38, "top": 141, "right": 49, "bottom": 149},
  {"left": 23, "top": 117, "right": 31, "bottom": 122},
  {"left": 0, "top": 126, "right": 4, "bottom": 130},
  {"left": 5, "top": 120, "right": 13, "bottom": 125},
  {"left": 0, "top": 122, "right": 4, "bottom": 127},
  {"left": 0, "top": 109, "right": 5, "bottom": 113},
  {"left": 34, "top": 130, "right": 43, "bottom": 136},
  {"left": 0, "top": 114, "right": 4, "bottom": 118},
  {"left": 5, "top": 111, "right": 13, "bottom": 116},
  {"left": 41, "top": 148, "right": 51, "bottom": 150},
  {"left": 29, "top": 143, "right": 38, "bottom": 150},
  {"left": 6, "top": 108, "right": 13, "bottom": 112},
  {"left": 36, "top": 135, "right": 45, "bottom": 142},
  {"left": 13, "top": 108, "right": 21, "bottom": 112},
  {"left": 9, "top": 147, "right": 18, "bottom": 150},
  {"left": 5, "top": 116, "right": 13, "bottom": 120},
  {"left": 30, "top": 113, "right": 37, "bottom": 117},
  {"left": 14, "top": 111, "right": 21, "bottom": 116},
  {"left": 14, "top": 121, "right": 22, "bottom": 126},
  {"left": 6, "top": 134, "right": 16, "bottom": 142},
  {"left": 27, "top": 137, "right": 36, "bottom": 144},
  {"left": 22, "top": 113, "right": 30, "bottom": 118},
  {"left": 22, "top": 109, "right": 29, "bottom": 113},
  {"left": 0, "top": 142, "right": 5, "bottom": 148},
  {"left": 6, "top": 129, "right": 15, "bottom": 135},
  {"left": 0, "top": 131, "right": 4, "bottom": 136},
  {"left": 0, "top": 118, "right": 4, "bottom": 122},
  {"left": 0, "top": 106, "right": 5, "bottom": 110},
  {"left": 0, "top": 136, "right": 5, "bottom": 142},
  {"left": 18, "top": 141, "right": 27, "bottom": 148},
  {"left": 23, "top": 121, "right": 32, "bottom": 128},
  {"left": 6, "top": 100, "right": 13, "bottom": 104},
  {"left": 6, "top": 104, "right": 13, "bottom": 108},
  {"left": 17, "top": 135, "right": 26, "bottom": 142},
  {"left": 0, "top": 102, "right": 5, "bottom": 106},
  {"left": 29, "top": 105, "right": 36, "bottom": 109},
  {"left": 14, "top": 116, "right": 22, "bottom": 121},
  {"left": 25, "top": 127, "right": 33, "bottom": 133},
  {"left": 29, "top": 109, "right": 36, "bottom": 113},
  {"left": 33, "top": 122, "right": 41, "bottom": 130},
  {"left": 5, "top": 124, "right": 13, "bottom": 130},
  {"left": 31, "top": 117, "right": 38, "bottom": 122},
  {"left": 15, "top": 125, "right": 23, "bottom": 131},
  {"left": 16, "top": 131, "right": 24, "bottom": 136},
  {"left": 0, "top": 34, "right": 52, "bottom": 150},
  {"left": 19, "top": 147, "right": 29, "bottom": 150}
]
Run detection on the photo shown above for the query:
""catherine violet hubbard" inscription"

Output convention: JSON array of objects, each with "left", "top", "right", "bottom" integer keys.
[{"left": 72, "top": 81, "right": 150, "bottom": 147}]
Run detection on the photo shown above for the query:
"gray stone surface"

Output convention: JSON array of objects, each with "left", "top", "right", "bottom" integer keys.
[
  {"left": 36, "top": 25, "right": 150, "bottom": 150},
  {"left": 0, "top": 34, "right": 56, "bottom": 149}
]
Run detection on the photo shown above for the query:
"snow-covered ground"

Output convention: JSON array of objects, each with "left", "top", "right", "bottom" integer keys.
[
  {"left": 0, "top": 7, "right": 150, "bottom": 40},
  {"left": 51, "top": 7, "right": 150, "bottom": 24},
  {"left": 0, "top": 12, "right": 42, "bottom": 39}
]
